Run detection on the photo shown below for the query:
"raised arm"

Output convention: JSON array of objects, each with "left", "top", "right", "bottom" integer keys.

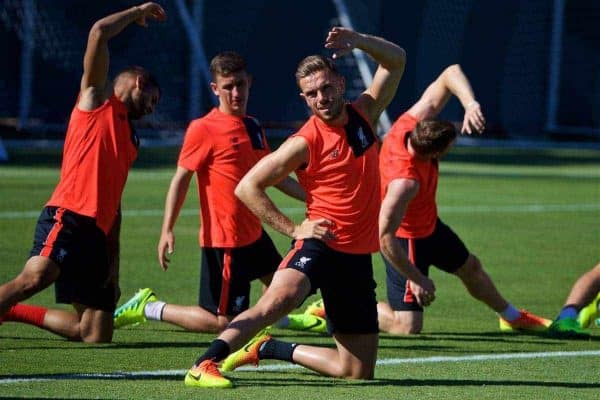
[
  {"left": 157, "top": 166, "right": 194, "bottom": 271},
  {"left": 379, "top": 178, "right": 436, "bottom": 307},
  {"left": 79, "top": 2, "right": 166, "bottom": 110},
  {"left": 235, "top": 137, "right": 333, "bottom": 241},
  {"left": 324, "top": 27, "right": 406, "bottom": 126},
  {"left": 407, "top": 64, "right": 485, "bottom": 134}
]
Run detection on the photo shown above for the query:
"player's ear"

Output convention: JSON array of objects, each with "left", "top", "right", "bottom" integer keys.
[
  {"left": 135, "top": 74, "right": 143, "bottom": 90},
  {"left": 210, "top": 82, "right": 218, "bottom": 96}
]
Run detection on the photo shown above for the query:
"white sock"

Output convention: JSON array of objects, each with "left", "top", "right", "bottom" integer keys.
[
  {"left": 500, "top": 304, "right": 521, "bottom": 321},
  {"left": 144, "top": 301, "right": 166, "bottom": 321}
]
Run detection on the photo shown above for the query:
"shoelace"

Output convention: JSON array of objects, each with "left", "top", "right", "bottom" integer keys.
[{"left": 199, "top": 360, "right": 221, "bottom": 376}]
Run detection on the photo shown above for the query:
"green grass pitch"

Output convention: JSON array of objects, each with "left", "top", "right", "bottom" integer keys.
[{"left": 0, "top": 145, "right": 599, "bottom": 399}]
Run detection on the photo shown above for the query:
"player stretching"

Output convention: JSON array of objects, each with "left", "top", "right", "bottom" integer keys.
[
  {"left": 0, "top": 3, "right": 165, "bottom": 342},
  {"left": 548, "top": 262, "right": 599, "bottom": 338},
  {"left": 377, "top": 64, "right": 551, "bottom": 334},
  {"left": 113, "top": 51, "right": 312, "bottom": 334},
  {"left": 184, "top": 27, "right": 406, "bottom": 388}
]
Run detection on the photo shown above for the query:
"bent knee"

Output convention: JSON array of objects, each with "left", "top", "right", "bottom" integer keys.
[
  {"left": 382, "top": 311, "right": 423, "bottom": 335},
  {"left": 14, "top": 273, "right": 47, "bottom": 296},
  {"left": 386, "top": 321, "right": 422, "bottom": 335},
  {"left": 457, "top": 254, "right": 484, "bottom": 277},
  {"left": 80, "top": 331, "right": 113, "bottom": 343},
  {"left": 348, "top": 372, "right": 374, "bottom": 380},
  {"left": 341, "top": 366, "right": 375, "bottom": 380},
  {"left": 17, "top": 260, "right": 59, "bottom": 295},
  {"left": 213, "top": 316, "right": 231, "bottom": 333}
]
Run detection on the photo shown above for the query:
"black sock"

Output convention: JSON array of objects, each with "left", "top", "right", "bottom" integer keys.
[
  {"left": 258, "top": 338, "right": 298, "bottom": 362},
  {"left": 194, "top": 339, "right": 230, "bottom": 366}
]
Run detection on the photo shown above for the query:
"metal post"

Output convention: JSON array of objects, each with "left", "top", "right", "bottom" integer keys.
[
  {"left": 545, "top": 0, "right": 564, "bottom": 132},
  {"left": 189, "top": 0, "right": 204, "bottom": 119},
  {"left": 174, "top": 0, "right": 216, "bottom": 118},
  {"left": 18, "top": 0, "right": 35, "bottom": 130},
  {"left": 331, "top": 0, "right": 391, "bottom": 137}
]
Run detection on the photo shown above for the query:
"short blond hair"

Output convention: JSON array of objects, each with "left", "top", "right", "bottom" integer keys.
[{"left": 295, "top": 55, "right": 339, "bottom": 86}]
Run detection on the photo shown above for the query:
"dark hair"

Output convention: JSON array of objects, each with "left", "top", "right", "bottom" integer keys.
[
  {"left": 210, "top": 51, "right": 247, "bottom": 80},
  {"left": 115, "top": 65, "right": 160, "bottom": 95},
  {"left": 295, "top": 55, "right": 339, "bottom": 85},
  {"left": 410, "top": 119, "right": 457, "bottom": 155}
]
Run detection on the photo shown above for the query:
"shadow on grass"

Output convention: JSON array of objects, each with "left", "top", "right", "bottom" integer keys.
[
  {"left": 0, "top": 335, "right": 213, "bottom": 351},
  {"left": 3, "top": 329, "right": 596, "bottom": 352},
  {"left": 381, "top": 330, "right": 599, "bottom": 343},
  {"left": 234, "top": 375, "right": 600, "bottom": 389},
  {"left": 5, "top": 371, "right": 597, "bottom": 391}
]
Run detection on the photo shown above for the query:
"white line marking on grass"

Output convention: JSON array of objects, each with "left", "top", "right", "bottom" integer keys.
[
  {"left": 1, "top": 350, "right": 599, "bottom": 384},
  {"left": 1, "top": 203, "right": 599, "bottom": 220}
]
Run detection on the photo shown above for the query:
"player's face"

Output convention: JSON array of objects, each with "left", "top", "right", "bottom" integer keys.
[
  {"left": 129, "top": 85, "right": 160, "bottom": 120},
  {"left": 299, "top": 69, "right": 345, "bottom": 123},
  {"left": 211, "top": 71, "right": 251, "bottom": 116}
]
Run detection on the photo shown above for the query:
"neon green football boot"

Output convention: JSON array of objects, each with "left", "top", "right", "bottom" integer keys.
[
  {"left": 577, "top": 293, "right": 600, "bottom": 329},
  {"left": 220, "top": 328, "right": 271, "bottom": 372},
  {"left": 184, "top": 359, "right": 232, "bottom": 388},
  {"left": 499, "top": 309, "right": 551, "bottom": 332},
  {"left": 113, "top": 288, "right": 157, "bottom": 329},
  {"left": 304, "top": 298, "right": 326, "bottom": 319},
  {"left": 287, "top": 314, "right": 328, "bottom": 333},
  {"left": 547, "top": 317, "right": 590, "bottom": 339}
]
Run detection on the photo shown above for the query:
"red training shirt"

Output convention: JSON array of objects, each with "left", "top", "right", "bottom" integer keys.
[
  {"left": 47, "top": 95, "right": 137, "bottom": 234},
  {"left": 293, "top": 104, "right": 380, "bottom": 254},
  {"left": 178, "top": 108, "right": 270, "bottom": 248},
  {"left": 379, "top": 112, "right": 438, "bottom": 239}
]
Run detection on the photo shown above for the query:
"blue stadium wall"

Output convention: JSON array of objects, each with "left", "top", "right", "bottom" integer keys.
[{"left": 0, "top": 0, "right": 598, "bottom": 139}]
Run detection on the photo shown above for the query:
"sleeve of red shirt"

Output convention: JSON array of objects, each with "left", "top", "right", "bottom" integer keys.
[
  {"left": 178, "top": 119, "right": 211, "bottom": 172},
  {"left": 384, "top": 113, "right": 420, "bottom": 182}
]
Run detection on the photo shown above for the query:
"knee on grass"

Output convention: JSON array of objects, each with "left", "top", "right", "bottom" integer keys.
[{"left": 384, "top": 320, "right": 422, "bottom": 335}]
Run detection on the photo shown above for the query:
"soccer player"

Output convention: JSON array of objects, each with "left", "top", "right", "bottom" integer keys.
[
  {"left": 547, "top": 262, "right": 600, "bottom": 338},
  {"left": 0, "top": 3, "right": 166, "bottom": 342},
  {"left": 184, "top": 27, "right": 406, "bottom": 389},
  {"left": 377, "top": 64, "right": 551, "bottom": 334},
  {"left": 113, "top": 51, "right": 311, "bottom": 334}
]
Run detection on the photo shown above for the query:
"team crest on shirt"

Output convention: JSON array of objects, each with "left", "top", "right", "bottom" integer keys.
[
  {"left": 330, "top": 149, "right": 339, "bottom": 159},
  {"left": 344, "top": 104, "right": 376, "bottom": 156},
  {"left": 233, "top": 295, "right": 245, "bottom": 312},
  {"left": 357, "top": 128, "right": 369, "bottom": 148},
  {"left": 56, "top": 248, "right": 68, "bottom": 262},
  {"left": 294, "top": 256, "right": 312, "bottom": 269}
]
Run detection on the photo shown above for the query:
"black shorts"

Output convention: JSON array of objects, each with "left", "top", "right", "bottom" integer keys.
[
  {"left": 29, "top": 206, "right": 116, "bottom": 312},
  {"left": 383, "top": 218, "right": 469, "bottom": 312},
  {"left": 199, "top": 230, "right": 282, "bottom": 316},
  {"left": 281, "top": 239, "right": 378, "bottom": 334}
]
